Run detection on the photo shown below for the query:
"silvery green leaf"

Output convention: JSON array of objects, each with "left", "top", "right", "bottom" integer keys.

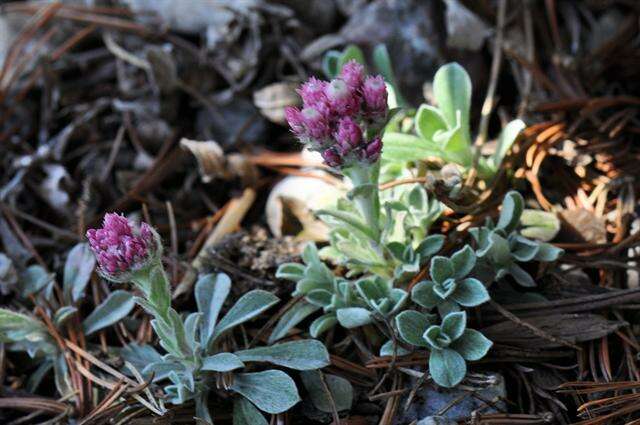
[
  {"left": 316, "top": 209, "right": 377, "bottom": 241},
  {"left": 430, "top": 256, "right": 455, "bottom": 283},
  {"left": 236, "top": 339, "right": 330, "bottom": 371},
  {"left": 508, "top": 264, "right": 536, "bottom": 287},
  {"left": 451, "top": 278, "right": 489, "bottom": 307},
  {"left": 202, "top": 352, "right": 245, "bottom": 372},
  {"left": 144, "top": 360, "right": 183, "bottom": 382},
  {"left": 306, "top": 289, "right": 333, "bottom": 307},
  {"left": 424, "top": 325, "right": 447, "bottom": 349},
  {"left": 416, "top": 235, "right": 445, "bottom": 259},
  {"left": 387, "top": 242, "right": 407, "bottom": 261},
  {"left": 269, "top": 301, "right": 320, "bottom": 344},
  {"left": 121, "top": 344, "right": 164, "bottom": 379},
  {"left": 310, "top": 313, "right": 337, "bottom": 338},
  {"left": 230, "top": 370, "right": 301, "bottom": 414},
  {"left": 492, "top": 119, "right": 525, "bottom": 170},
  {"left": 488, "top": 233, "right": 512, "bottom": 266},
  {"left": 233, "top": 397, "right": 268, "bottom": 425},
  {"left": 147, "top": 267, "right": 171, "bottom": 316},
  {"left": 533, "top": 243, "right": 564, "bottom": 262},
  {"left": 83, "top": 290, "right": 135, "bottom": 335},
  {"left": 411, "top": 280, "right": 440, "bottom": 309},
  {"left": 322, "top": 50, "right": 341, "bottom": 78},
  {"left": 388, "top": 288, "right": 409, "bottom": 314},
  {"left": 336, "top": 307, "right": 373, "bottom": 328},
  {"left": 337, "top": 44, "right": 366, "bottom": 69},
  {"left": 496, "top": 191, "right": 524, "bottom": 233},
  {"left": 381, "top": 132, "right": 440, "bottom": 162},
  {"left": 441, "top": 311, "right": 466, "bottom": 340},
  {"left": 511, "top": 236, "right": 540, "bottom": 262},
  {"left": 150, "top": 318, "right": 181, "bottom": 358},
  {"left": 429, "top": 348, "right": 466, "bottom": 388},
  {"left": 415, "top": 104, "right": 448, "bottom": 142},
  {"left": 395, "top": 310, "right": 432, "bottom": 347},
  {"left": 0, "top": 308, "right": 50, "bottom": 345},
  {"left": 54, "top": 353, "right": 73, "bottom": 396},
  {"left": 451, "top": 329, "right": 492, "bottom": 361},
  {"left": 470, "top": 227, "right": 492, "bottom": 256},
  {"left": 211, "top": 290, "right": 279, "bottom": 343},
  {"left": 195, "top": 391, "right": 213, "bottom": 425},
  {"left": 54, "top": 306, "right": 77, "bottom": 327},
  {"left": 450, "top": 245, "right": 476, "bottom": 279},
  {"left": 275, "top": 263, "right": 305, "bottom": 281},
  {"left": 63, "top": 243, "right": 95, "bottom": 303},
  {"left": 379, "top": 340, "right": 411, "bottom": 356},
  {"left": 433, "top": 62, "right": 472, "bottom": 134},
  {"left": 437, "top": 300, "right": 460, "bottom": 317},
  {"left": 302, "top": 243, "right": 322, "bottom": 266},
  {"left": 19, "top": 265, "right": 54, "bottom": 298},
  {"left": 195, "top": 273, "right": 231, "bottom": 347},
  {"left": 300, "top": 370, "right": 353, "bottom": 413},
  {"left": 355, "top": 277, "right": 385, "bottom": 302},
  {"left": 436, "top": 115, "right": 472, "bottom": 166},
  {"left": 520, "top": 209, "right": 560, "bottom": 242},
  {"left": 184, "top": 312, "right": 201, "bottom": 351}
]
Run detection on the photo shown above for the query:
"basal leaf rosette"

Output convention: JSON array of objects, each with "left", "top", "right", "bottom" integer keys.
[
  {"left": 411, "top": 245, "right": 490, "bottom": 316},
  {"left": 395, "top": 310, "right": 492, "bottom": 387}
]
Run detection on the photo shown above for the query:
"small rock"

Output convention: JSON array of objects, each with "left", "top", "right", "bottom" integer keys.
[{"left": 394, "top": 373, "right": 506, "bottom": 424}]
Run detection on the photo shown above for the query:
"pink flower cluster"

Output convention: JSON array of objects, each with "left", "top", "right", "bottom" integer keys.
[
  {"left": 285, "top": 60, "right": 388, "bottom": 168},
  {"left": 86, "top": 213, "right": 155, "bottom": 275}
]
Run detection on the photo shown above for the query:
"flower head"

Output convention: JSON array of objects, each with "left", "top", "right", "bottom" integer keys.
[
  {"left": 325, "top": 79, "right": 360, "bottom": 117},
  {"left": 86, "top": 213, "right": 157, "bottom": 277},
  {"left": 334, "top": 117, "right": 362, "bottom": 154},
  {"left": 288, "top": 67, "right": 389, "bottom": 168},
  {"left": 340, "top": 60, "right": 364, "bottom": 89},
  {"left": 362, "top": 75, "right": 388, "bottom": 119}
]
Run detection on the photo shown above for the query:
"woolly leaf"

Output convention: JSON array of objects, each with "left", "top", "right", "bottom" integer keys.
[
  {"left": 211, "top": 290, "right": 279, "bottom": 343},
  {"left": 451, "top": 329, "right": 493, "bottom": 361},
  {"left": 395, "top": 310, "right": 431, "bottom": 347},
  {"left": 429, "top": 348, "right": 466, "bottom": 388},
  {"left": 230, "top": 370, "right": 300, "bottom": 414},
  {"left": 63, "top": 243, "right": 95, "bottom": 303},
  {"left": 235, "top": 340, "right": 330, "bottom": 371},
  {"left": 83, "top": 290, "right": 135, "bottom": 335},
  {"left": 336, "top": 307, "right": 373, "bottom": 328},
  {"left": 202, "top": 352, "right": 245, "bottom": 372},
  {"left": 301, "top": 370, "right": 353, "bottom": 413},
  {"left": 196, "top": 273, "right": 231, "bottom": 346},
  {"left": 451, "top": 278, "right": 489, "bottom": 307}
]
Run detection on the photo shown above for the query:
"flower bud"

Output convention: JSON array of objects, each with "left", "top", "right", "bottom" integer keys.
[
  {"left": 301, "top": 107, "right": 331, "bottom": 140},
  {"left": 325, "top": 79, "right": 359, "bottom": 116},
  {"left": 334, "top": 117, "right": 363, "bottom": 154},
  {"left": 87, "top": 213, "right": 157, "bottom": 278},
  {"left": 362, "top": 137, "right": 383, "bottom": 163},
  {"left": 340, "top": 60, "right": 364, "bottom": 89},
  {"left": 362, "top": 75, "right": 388, "bottom": 118},
  {"left": 321, "top": 147, "right": 342, "bottom": 168}
]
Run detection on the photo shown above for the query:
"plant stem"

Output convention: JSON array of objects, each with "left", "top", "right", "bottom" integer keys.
[{"left": 344, "top": 162, "right": 381, "bottom": 243}]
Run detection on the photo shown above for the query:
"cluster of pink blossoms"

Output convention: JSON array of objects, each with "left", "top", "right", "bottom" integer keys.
[
  {"left": 285, "top": 60, "right": 388, "bottom": 168},
  {"left": 86, "top": 213, "right": 155, "bottom": 275}
]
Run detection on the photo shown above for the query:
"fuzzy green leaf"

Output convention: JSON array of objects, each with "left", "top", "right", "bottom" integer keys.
[
  {"left": 211, "top": 290, "right": 279, "bottom": 343},
  {"left": 83, "top": 290, "right": 135, "bottom": 335},
  {"left": 451, "top": 278, "right": 489, "bottom": 307},
  {"left": 235, "top": 339, "right": 330, "bottom": 371},
  {"left": 63, "top": 243, "right": 95, "bottom": 303},
  {"left": 415, "top": 104, "right": 448, "bottom": 141},
  {"left": 430, "top": 256, "right": 454, "bottom": 283},
  {"left": 433, "top": 62, "right": 472, "bottom": 133},
  {"left": 451, "top": 329, "right": 493, "bottom": 361},
  {"left": 381, "top": 132, "right": 440, "bottom": 162},
  {"left": 496, "top": 191, "right": 524, "bottom": 233},
  {"left": 269, "top": 301, "right": 320, "bottom": 344},
  {"left": 275, "top": 263, "right": 306, "bottom": 281},
  {"left": 429, "top": 348, "right": 466, "bottom": 388},
  {"left": 231, "top": 370, "right": 301, "bottom": 414},
  {"left": 441, "top": 311, "right": 466, "bottom": 340},
  {"left": 336, "top": 307, "right": 373, "bottom": 328},
  {"left": 196, "top": 273, "right": 231, "bottom": 346},
  {"left": 450, "top": 245, "right": 476, "bottom": 279},
  {"left": 233, "top": 397, "right": 268, "bottom": 425},
  {"left": 507, "top": 264, "right": 536, "bottom": 287},
  {"left": 534, "top": 243, "right": 564, "bottom": 262},
  {"left": 301, "top": 370, "right": 353, "bottom": 413},
  {"left": 395, "top": 310, "right": 432, "bottom": 347},
  {"left": 202, "top": 352, "right": 245, "bottom": 372},
  {"left": 411, "top": 280, "right": 440, "bottom": 309},
  {"left": 310, "top": 313, "right": 337, "bottom": 338},
  {"left": 492, "top": 119, "right": 525, "bottom": 170}
]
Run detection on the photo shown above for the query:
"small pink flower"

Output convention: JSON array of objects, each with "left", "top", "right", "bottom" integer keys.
[
  {"left": 325, "top": 79, "right": 360, "bottom": 117},
  {"left": 362, "top": 75, "right": 388, "bottom": 118},
  {"left": 301, "top": 107, "right": 331, "bottom": 140},
  {"left": 334, "top": 117, "right": 363, "bottom": 154},
  {"left": 285, "top": 107, "right": 305, "bottom": 135},
  {"left": 322, "top": 147, "right": 342, "bottom": 168},
  {"left": 87, "top": 213, "right": 155, "bottom": 275},
  {"left": 340, "top": 60, "right": 364, "bottom": 89},
  {"left": 298, "top": 77, "right": 328, "bottom": 109}
]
